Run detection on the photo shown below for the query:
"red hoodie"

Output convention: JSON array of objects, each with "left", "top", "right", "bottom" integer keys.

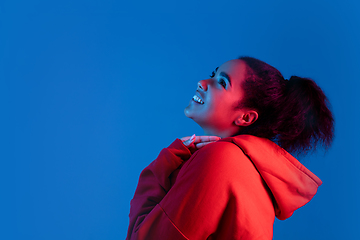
[{"left": 126, "top": 135, "right": 322, "bottom": 240}]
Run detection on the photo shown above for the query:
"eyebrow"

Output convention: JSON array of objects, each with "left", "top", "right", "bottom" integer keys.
[{"left": 219, "top": 72, "right": 232, "bottom": 87}]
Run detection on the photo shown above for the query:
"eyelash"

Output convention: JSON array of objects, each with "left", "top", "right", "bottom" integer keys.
[
  {"left": 218, "top": 79, "right": 227, "bottom": 88},
  {"left": 209, "top": 67, "right": 226, "bottom": 88},
  {"left": 209, "top": 67, "right": 219, "bottom": 78}
]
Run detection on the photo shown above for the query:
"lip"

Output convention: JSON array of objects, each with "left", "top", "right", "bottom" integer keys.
[
  {"left": 192, "top": 90, "right": 205, "bottom": 104},
  {"left": 195, "top": 90, "right": 205, "bottom": 103}
]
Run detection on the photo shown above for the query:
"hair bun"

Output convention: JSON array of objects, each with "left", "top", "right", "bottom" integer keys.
[
  {"left": 285, "top": 76, "right": 304, "bottom": 90},
  {"left": 238, "top": 56, "right": 334, "bottom": 155},
  {"left": 288, "top": 76, "right": 301, "bottom": 82}
]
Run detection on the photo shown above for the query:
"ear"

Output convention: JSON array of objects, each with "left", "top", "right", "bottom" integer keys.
[{"left": 235, "top": 110, "right": 258, "bottom": 127}]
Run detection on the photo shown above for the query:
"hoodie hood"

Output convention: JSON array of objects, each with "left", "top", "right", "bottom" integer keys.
[{"left": 219, "top": 135, "right": 322, "bottom": 220}]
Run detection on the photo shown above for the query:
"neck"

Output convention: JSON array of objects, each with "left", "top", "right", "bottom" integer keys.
[{"left": 202, "top": 126, "right": 240, "bottom": 138}]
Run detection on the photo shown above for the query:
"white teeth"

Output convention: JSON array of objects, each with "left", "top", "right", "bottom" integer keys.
[{"left": 192, "top": 95, "right": 204, "bottom": 104}]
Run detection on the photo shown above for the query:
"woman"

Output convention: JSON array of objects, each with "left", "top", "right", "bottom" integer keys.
[{"left": 126, "top": 57, "right": 334, "bottom": 239}]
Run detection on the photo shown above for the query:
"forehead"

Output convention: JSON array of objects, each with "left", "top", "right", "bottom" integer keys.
[{"left": 218, "top": 59, "right": 247, "bottom": 84}]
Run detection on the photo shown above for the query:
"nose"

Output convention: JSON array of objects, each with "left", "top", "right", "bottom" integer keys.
[{"left": 197, "top": 80, "right": 208, "bottom": 91}]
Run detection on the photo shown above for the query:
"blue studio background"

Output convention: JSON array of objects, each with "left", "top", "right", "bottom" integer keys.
[{"left": 1, "top": 0, "right": 359, "bottom": 239}]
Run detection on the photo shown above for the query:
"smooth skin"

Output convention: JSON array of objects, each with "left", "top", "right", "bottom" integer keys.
[{"left": 182, "top": 59, "right": 259, "bottom": 149}]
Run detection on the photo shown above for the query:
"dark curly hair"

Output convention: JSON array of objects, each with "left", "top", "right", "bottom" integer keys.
[{"left": 236, "top": 56, "right": 334, "bottom": 155}]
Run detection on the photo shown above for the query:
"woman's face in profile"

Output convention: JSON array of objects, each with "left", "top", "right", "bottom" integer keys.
[{"left": 184, "top": 59, "right": 248, "bottom": 135}]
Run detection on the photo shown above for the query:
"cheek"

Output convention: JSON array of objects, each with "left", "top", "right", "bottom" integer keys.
[
  {"left": 206, "top": 92, "right": 237, "bottom": 117},
  {"left": 208, "top": 100, "right": 234, "bottom": 119}
]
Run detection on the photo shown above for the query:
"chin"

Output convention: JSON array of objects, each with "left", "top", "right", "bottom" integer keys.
[{"left": 184, "top": 106, "right": 193, "bottom": 118}]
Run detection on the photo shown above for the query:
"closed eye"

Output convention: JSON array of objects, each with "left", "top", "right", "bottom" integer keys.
[{"left": 219, "top": 78, "right": 227, "bottom": 88}]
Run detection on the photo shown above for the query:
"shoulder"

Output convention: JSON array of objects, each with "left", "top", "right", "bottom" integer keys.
[
  {"left": 189, "top": 141, "right": 250, "bottom": 176},
  {"left": 197, "top": 140, "right": 245, "bottom": 160}
]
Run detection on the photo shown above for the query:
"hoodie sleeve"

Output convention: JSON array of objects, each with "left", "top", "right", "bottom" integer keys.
[
  {"left": 127, "top": 140, "right": 271, "bottom": 239},
  {"left": 126, "top": 139, "right": 192, "bottom": 240}
]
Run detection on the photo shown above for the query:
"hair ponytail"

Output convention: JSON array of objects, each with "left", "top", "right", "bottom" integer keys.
[
  {"left": 276, "top": 76, "right": 334, "bottom": 154},
  {"left": 237, "top": 56, "right": 334, "bottom": 155}
]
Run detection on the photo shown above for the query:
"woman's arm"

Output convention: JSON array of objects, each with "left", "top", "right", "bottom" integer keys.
[
  {"left": 126, "top": 139, "right": 191, "bottom": 240},
  {"left": 126, "top": 135, "right": 220, "bottom": 240}
]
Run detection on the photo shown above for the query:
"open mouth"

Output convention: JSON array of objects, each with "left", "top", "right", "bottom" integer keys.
[{"left": 192, "top": 94, "right": 204, "bottom": 104}]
